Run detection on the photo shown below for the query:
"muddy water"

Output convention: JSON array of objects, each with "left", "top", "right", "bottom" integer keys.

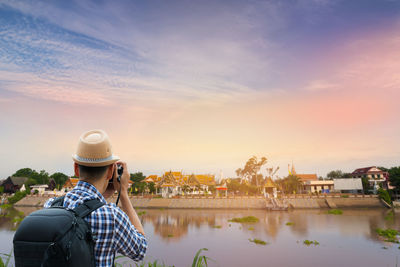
[{"left": 1, "top": 207, "right": 399, "bottom": 267}]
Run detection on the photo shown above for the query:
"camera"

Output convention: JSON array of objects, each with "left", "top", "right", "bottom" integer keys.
[{"left": 116, "top": 164, "right": 123, "bottom": 182}]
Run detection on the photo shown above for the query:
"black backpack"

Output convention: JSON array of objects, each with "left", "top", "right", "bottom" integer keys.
[{"left": 13, "top": 196, "right": 104, "bottom": 267}]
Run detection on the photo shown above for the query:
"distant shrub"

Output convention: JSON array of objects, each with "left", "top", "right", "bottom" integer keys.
[
  {"left": 378, "top": 188, "right": 392, "bottom": 205},
  {"left": 7, "top": 191, "right": 27, "bottom": 204},
  {"left": 286, "top": 222, "right": 294, "bottom": 226},
  {"left": 341, "top": 195, "right": 349, "bottom": 198}
]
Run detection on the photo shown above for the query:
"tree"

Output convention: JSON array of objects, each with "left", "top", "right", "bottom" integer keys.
[
  {"left": 50, "top": 172, "right": 69, "bottom": 190},
  {"left": 0, "top": 186, "right": 3, "bottom": 194},
  {"left": 130, "top": 172, "right": 147, "bottom": 194},
  {"left": 275, "top": 175, "right": 302, "bottom": 194},
  {"left": 362, "top": 177, "right": 372, "bottom": 194},
  {"left": 327, "top": 170, "right": 344, "bottom": 179},
  {"left": 388, "top": 167, "right": 400, "bottom": 191},
  {"left": 13, "top": 168, "right": 35, "bottom": 177},
  {"left": 237, "top": 156, "right": 267, "bottom": 188}
]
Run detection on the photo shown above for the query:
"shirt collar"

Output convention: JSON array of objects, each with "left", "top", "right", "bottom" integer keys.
[{"left": 74, "top": 180, "right": 107, "bottom": 204}]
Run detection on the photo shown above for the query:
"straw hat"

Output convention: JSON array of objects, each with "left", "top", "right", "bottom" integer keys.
[{"left": 72, "top": 129, "right": 120, "bottom": 167}]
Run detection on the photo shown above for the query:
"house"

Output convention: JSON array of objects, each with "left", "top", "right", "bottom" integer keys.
[
  {"left": 30, "top": 184, "right": 49, "bottom": 195},
  {"left": 351, "top": 166, "right": 388, "bottom": 193},
  {"left": 62, "top": 178, "right": 79, "bottom": 191},
  {"left": 146, "top": 171, "right": 217, "bottom": 197},
  {"left": 0, "top": 177, "right": 28, "bottom": 193},
  {"left": 333, "top": 178, "right": 363, "bottom": 194},
  {"left": 303, "top": 180, "right": 334, "bottom": 193}
]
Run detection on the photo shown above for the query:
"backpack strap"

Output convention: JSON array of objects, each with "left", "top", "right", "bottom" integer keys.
[
  {"left": 50, "top": 196, "right": 65, "bottom": 207},
  {"left": 73, "top": 199, "right": 105, "bottom": 218}
]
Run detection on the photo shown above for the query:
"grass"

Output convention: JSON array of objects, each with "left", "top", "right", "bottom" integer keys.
[
  {"left": 286, "top": 222, "right": 294, "bottom": 226},
  {"left": 249, "top": 238, "right": 267, "bottom": 245},
  {"left": 114, "top": 248, "right": 212, "bottom": 267},
  {"left": 376, "top": 228, "right": 400, "bottom": 243},
  {"left": 327, "top": 209, "right": 343, "bottom": 215},
  {"left": 303, "top": 240, "right": 319, "bottom": 246},
  {"left": 228, "top": 216, "right": 259, "bottom": 223},
  {"left": 0, "top": 250, "right": 12, "bottom": 267}
]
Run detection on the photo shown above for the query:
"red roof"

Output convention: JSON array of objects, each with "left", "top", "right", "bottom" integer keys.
[{"left": 352, "top": 166, "right": 386, "bottom": 175}]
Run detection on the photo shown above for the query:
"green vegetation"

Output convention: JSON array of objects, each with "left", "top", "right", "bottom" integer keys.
[
  {"left": 212, "top": 225, "right": 222, "bottom": 229},
  {"left": 0, "top": 250, "right": 12, "bottom": 267},
  {"left": 275, "top": 175, "right": 302, "bottom": 194},
  {"left": 249, "top": 238, "right": 267, "bottom": 245},
  {"left": 384, "top": 210, "right": 394, "bottom": 221},
  {"left": 248, "top": 227, "right": 254, "bottom": 230},
  {"left": 327, "top": 209, "right": 343, "bottom": 215},
  {"left": 7, "top": 190, "right": 28, "bottom": 204},
  {"left": 376, "top": 228, "right": 400, "bottom": 243},
  {"left": 327, "top": 170, "right": 351, "bottom": 179},
  {"left": 286, "top": 222, "right": 294, "bottom": 226},
  {"left": 0, "top": 204, "right": 12, "bottom": 209},
  {"left": 137, "top": 211, "right": 147, "bottom": 216},
  {"left": 303, "top": 240, "right": 319, "bottom": 246},
  {"left": 167, "top": 234, "right": 174, "bottom": 238},
  {"left": 377, "top": 188, "right": 392, "bottom": 205},
  {"left": 228, "top": 216, "right": 259, "bottom": 223},
  {"left": 191, "top": 248, "right": 212, "bottom": 267},
  {"left": 0, "top": 186, "right": 4, "bottom": 195},
  {"left": 340, "top": 195, "right": 349, "bottom": 198}
]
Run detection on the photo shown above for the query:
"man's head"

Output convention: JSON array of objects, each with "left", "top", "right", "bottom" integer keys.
[{"left": 72, "top": 130, "right": 119, "bottom": 190}]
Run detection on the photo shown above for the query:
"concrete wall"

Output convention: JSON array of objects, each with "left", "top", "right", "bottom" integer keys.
[{"left": 15, "top": 194, "right": 383, "bottom": 209}]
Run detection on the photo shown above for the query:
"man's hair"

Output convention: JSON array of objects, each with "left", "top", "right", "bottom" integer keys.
[{"left": 78, "top": 164, "right": 111, "bottom": 181}]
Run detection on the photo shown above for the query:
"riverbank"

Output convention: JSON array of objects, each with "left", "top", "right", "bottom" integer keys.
[{"left": 14, "top": 194, "right": 384, "bottom": 209}]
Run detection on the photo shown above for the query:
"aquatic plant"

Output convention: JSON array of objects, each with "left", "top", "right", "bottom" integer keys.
[
  {"left": 228, "top": 216, "right": 259, "bottom": 223},
  {"left": 286, "top": 222, "right": 294, "bottom": 226},
  {"left": 376, "top": 228, "right": 400, "bottom": 243},
  {"left": 191, "top": 248, "right": 212, "bottom": 267},
  {"left": 0, "top": 250, "right": 12, "bottom": 267},
  {"left": 115, "top": 248, "right": 212, "bottom": 267},
  {"left": 327, "top": 209, "right": 343, "bottom": 215},
  {"left": 303, "top": 240, "right": 319, "bottom": 246},
  {"left": 384, "top": 210, "right": 394, "bottom": 221},
  {"left": 249, "top": 238, "right": 267, "bottom": 245}
]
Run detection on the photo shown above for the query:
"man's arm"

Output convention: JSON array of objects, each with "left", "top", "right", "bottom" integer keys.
[{"left": 115, "top": 161, "right": 145, "bottom": 236}]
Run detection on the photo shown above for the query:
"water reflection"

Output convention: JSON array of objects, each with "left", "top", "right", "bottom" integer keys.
[{"left": 139, "top": 208, "right": 399, "bottom": 244}]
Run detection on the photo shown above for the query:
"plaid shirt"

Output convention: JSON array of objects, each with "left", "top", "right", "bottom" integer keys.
[{"left": 44, "top": 181, "right": 147, "bottom": 267}]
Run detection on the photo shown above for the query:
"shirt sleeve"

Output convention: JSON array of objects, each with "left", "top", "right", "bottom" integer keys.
[
  {"left": 112, "top": 206, "right": 147, "bottom": 261},
  {"left": 43, "top": 197, "right": 56, "bottom": 208}
]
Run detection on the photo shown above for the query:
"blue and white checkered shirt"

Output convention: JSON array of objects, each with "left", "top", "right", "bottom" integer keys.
[{"left": 44, "top": 180, "right": 147, "bottom": 267}]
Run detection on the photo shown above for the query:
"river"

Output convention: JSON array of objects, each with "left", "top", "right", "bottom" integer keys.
[{"left": 1, "top": 207, "right": 399, "bottom": 267}]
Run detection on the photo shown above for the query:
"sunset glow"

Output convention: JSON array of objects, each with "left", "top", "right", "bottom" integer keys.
[{"left": 1, "top": 0, "right": 399, "bottom": 178}]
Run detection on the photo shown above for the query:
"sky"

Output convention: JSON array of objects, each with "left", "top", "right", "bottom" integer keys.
[{"left": 0, "top": 0, "right": 400, "bottom": 179}]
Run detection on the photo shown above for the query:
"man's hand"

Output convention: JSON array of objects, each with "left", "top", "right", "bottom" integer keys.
[{"left": 113, "top": 161, "right": 130, "bottom": 195}]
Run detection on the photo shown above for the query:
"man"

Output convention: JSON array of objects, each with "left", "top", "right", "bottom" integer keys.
[{"left": 45, "top": 129, "right": 147, "bottom": 266}]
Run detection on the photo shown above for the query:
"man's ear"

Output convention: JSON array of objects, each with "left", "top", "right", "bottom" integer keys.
[
  {"left": 74, "top": 163, "right": 79, "bottom": 177},
  {"left": 106, "top": 164, "right": 115, "bottom": 181}
]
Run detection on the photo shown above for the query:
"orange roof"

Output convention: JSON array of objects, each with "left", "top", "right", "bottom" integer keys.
[
  {"left": 62, "top": 178, "right": 79, "bottom": 188},
  {"left": 296, "top": 174, "right": 318, "bottom": 182}
]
